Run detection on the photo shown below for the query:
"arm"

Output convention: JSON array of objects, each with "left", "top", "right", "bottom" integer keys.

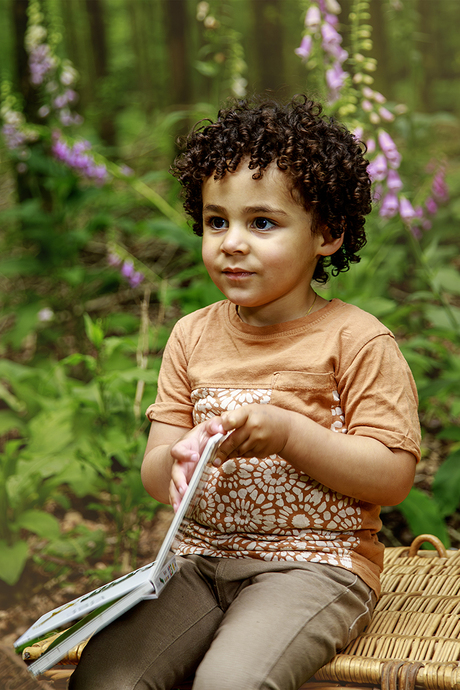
[
  {"left": 215, "top": 404, "right": 416, "bottom": 506},
  {"left": 141, "top": 418, "right": 224, "bottom": 510}
]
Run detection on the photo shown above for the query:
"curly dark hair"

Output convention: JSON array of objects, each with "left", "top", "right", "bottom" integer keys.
[{"left": 171, "top": 95, "right": 372, "bottom": 283}]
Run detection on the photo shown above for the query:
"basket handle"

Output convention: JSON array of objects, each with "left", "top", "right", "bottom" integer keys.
[{"left": 408, "top": 533, "right": 448, "bottom": 558}]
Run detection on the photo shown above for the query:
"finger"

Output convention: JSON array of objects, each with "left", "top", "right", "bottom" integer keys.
[
  {"left": 220, "top": 407, "right": 250, "bottom": 432},
  {"left": 204, "top": 417, "right": 225, "bottom": 437}
]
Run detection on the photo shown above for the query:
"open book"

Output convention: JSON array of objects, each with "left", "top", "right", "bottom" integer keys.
[{"left": 15, "top": 433, "right": 224, "bottom": 677}]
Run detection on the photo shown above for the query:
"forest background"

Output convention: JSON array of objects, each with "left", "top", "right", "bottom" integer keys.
[{"left": 0, "top": 0, "right": 460, "bottom": 619}]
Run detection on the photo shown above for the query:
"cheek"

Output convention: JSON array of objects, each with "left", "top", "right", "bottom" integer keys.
[{"left": 201, "top": 238, "right": 216, "bottom": 272}]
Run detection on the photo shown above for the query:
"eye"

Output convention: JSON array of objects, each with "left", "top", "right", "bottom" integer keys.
[
  {"left": 207, "top": 216, "right": 228, "bottom": 230},
  {"left": 252, "top": 217, "right": 276, "bottom": 231}
]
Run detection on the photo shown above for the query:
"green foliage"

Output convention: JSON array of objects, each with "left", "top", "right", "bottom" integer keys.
[{"left": 1, "top": 0, "right": 460, "bottom": 591}]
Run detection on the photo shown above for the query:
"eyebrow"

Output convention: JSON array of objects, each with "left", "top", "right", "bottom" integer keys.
[{"left": 203, "top": 204, "right": 288, "bottom": 216}]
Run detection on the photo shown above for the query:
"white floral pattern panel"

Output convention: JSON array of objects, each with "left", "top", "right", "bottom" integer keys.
[{"left": 180, "top": 387, "right": 362, "bottom": 569}]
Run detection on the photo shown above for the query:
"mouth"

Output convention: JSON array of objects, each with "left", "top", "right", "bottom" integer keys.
[{"left": 222, "top": 268, "right": 254, "bottom": 278}]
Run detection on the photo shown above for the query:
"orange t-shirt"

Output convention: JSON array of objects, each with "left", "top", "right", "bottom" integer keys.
[{"left": 146, "top": 299, "right": 421, "bottom": 595}]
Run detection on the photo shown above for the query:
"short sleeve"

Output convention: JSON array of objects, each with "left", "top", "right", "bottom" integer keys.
[
  {"left": 338, "top": 334, "right": 421, "bottom": 461},
  {"left": 145, "top": 321, "right": 194, "bottom": 429}
]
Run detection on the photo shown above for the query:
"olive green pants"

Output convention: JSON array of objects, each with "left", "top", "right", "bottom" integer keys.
[{"left": 69, "top": 555, "right": 376, "bottom": 690}]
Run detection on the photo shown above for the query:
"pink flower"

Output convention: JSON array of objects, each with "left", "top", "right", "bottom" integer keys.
[
  {"left": 425, "top": 197, "right": 438, "bottom": 215},
  {"left": 379, "top": 107, "right": 394, "bottom": 122},
  {"left": 377, "top": 130, "right": 401, "bottom": 168},
  {"left": 399, "top": 197, "right": 416, "bottom": 221},
  {"left": 386, "top": 169, "right": 403, "bottom": 192},
  {"left": 295, "top": 35, "right": 313, "bottom": 60},
  {"left": 362, "top": 100, "right": 373, "bottom": 112},
  {"left": 366, "top": 138, "right": 376, "bottom": 154},
  {"left": 432, "top": 171, "right": 448, "bottom": 202},
  {"left": 107, "top": 253, "right": 122, "bottom": 267},
  {"left": 129, "top": 271, "right": 144, "bottom": 288},
  {"left": 367, "top": 154, "right": 387, "bottom": 182},
  {"left": 305, "top": 5, "right": 321, "bottom": 29},
  {"left": 379, "top": 192, "right": 399, "bottom": 218},
  {"left": 121, "top": 261, "right": 135, "bottom": 279},
  {"left": 321, "top": 22, "right": 342, "bottom": 50}
]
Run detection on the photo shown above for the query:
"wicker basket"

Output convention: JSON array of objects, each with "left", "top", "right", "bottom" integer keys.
[
  {"left": 23, "top": 535, "right": 460, "bottom": 689},
  {"left": 300, "top": 534, "right": 460, "bottom": 690}
]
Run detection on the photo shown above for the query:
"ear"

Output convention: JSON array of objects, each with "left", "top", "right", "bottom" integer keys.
[{"left": 316, "top": 228, "right": 344, "bottom": 257}]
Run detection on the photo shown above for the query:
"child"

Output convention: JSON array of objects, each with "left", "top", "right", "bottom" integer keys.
[{"left": 70, "top": 96, "right": 420, "bottom": 690}]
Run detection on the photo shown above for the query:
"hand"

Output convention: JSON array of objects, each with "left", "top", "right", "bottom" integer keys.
[
  {"left": 169, "top": 417, "right": 224, "bottom": 511},
  {"left": 215, "top": 404, "right": 291, "bottom": 464}
]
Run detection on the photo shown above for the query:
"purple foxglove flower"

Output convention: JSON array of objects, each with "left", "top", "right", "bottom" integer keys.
[
  {"left": 373, "top": 91, "right": 386, "bottom": 104},
  {"left": 367, "top": 154, "right": 387, "bottom": 182},
  {"left": 353, "top": 126, "right": 363, "bottom": 141},
  {"left": 65, "top": 89, "right": 78, "bottom": 104},
  {"left": 425, "top": 197, "right": 438, "bottom": 215},
  {"left": 373, "top": 184, "right": 383, "bottom": 202},
  {"left": 54, "top": 94, "right": 68, "bottom": 109},
  {"left": 59, "top": 109, "right": 73, "bottom": 126},
  {"left": 422, "top": 219, "right": 432, "bottom": 231},
  {"left": 414, "top": 206, "right": 424, "bottom": 219},
  {"left": 52, "top": 139, "right": 70, "bottom": 160},
  {"left": 326, "top": 63, "right": 348, "bottom": 95},
  {"left": 38, "top": 105, "right": 50, "bottom": 118},
  {"left": 386, "top": 169, "right": 403, "bottom": 192},
  {"left": 295, "top": 35, "right": 313, "bottom": 60},
  {"left": 432, "top": 172, "right": 448, "bottom": 202},
  {"left": 120, "top": 165, "right": 134, "bottom": 177},
  {"left": 327, "top": 44, "right": 348, "bottom": 62},
  {"left": 378, "top": 130, "right": 396, "bottom": 155},
  {"left": 399, "top": 197, "right": 416, "bottom": 221},
  {"left": 73, "top": 140, "right": 91, "bottom": 154},
  {"left": 107, "top": 253, "right": 122, "bottom": 267},
  {"left": 362, "top": 86, "right": 374, "bottom": 99},
  {"left": 379, "top": 192, "right": 399, "bottom": 218},
  {"left": 321, "top": 22, "right": 341, "bottom": 47},
  {"left": 366, "top": 138, "right": 376, "bottom": 154},
  {"left": 129, "top": 271, "right": 144, "bottom": 288},
  {"left": 410, "top": 225, "right": 422, "bottom": 239},
  {"left": 325, "top": 13, "right": 338, "bottom": 26},
  {"left": 305, "top": 5, "right": 321, "bottom": 29},
  {"left": 379, "top": 107, "right": 394, "bottom": 122},
  {"left": 325, "top": 0, "right": 341, "bottom": 13},
  {"left": 121, "top": 261, "right": 135, "bottom": 279},
  {"left": 362, "top": 99, "right": 373, "bottom": 112}
]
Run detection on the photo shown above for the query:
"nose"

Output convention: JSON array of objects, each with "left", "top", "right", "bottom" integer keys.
[{"left": 220, "top": 224, "right": 249, "bottom": 255}]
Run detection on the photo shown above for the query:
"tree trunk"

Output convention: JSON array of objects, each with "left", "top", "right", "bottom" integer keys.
[
  {"left": 251, "top": 0, "right": 285, "bottom": 93},
  {"left": 161, "top": 0, "right": 191, "bottom": 107},
  {"left": 85, "top": 0, "right": 117, "bottom": 147}
]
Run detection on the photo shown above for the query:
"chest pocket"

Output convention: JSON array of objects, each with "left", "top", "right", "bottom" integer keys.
[{"left": 270, "top": 371, "right": 338, "bottom": 427}]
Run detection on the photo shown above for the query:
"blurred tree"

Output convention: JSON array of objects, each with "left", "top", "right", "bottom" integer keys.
[
  {"left": 250, "top": 0, "right": 285, "bottom": 93},
  {"left": 85, "top": 0, "right": 117, "bottom": 147},
  {"left": 162, "top": 0, "right": 191, "bottom": 107}
]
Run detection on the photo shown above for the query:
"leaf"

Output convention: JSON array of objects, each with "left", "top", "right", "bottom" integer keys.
[
  {"left": 0, "top": 539, "right": 29, "bottom": 586},
  {"left": 84, "top": 313, "right": 105, "bottom": 349},
  {"left": 432, "top": 449, "right": 460, "bottom": 517},
  {"left": 0, "top": 411, "right": 26, "bottom": 436},
  {"left": 27, "top": 407, "right": 74, "bottom": 456},
  {"left": 16, "top": 510, "right": 61, "bottom": 540},
  {"left": 397, "top": 488, "right": 450, "bottom": 548},
  {"left": 432, "top": 267, "right": 460, "bottom": 296},
  {"left": 0, "top": 382, "right": 27, "bottom": 414},
  {"left": 424, "top": 304, "right": 460, "bottom": 331}
]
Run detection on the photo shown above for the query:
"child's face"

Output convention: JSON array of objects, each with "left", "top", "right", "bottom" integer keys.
[{"left": 201, "top": 161, "right": 340, "bottom": 326}]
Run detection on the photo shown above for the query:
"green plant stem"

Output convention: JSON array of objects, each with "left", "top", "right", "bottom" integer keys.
[{"left": 106, "top": 161, "right": 186, "bottom": 227}]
